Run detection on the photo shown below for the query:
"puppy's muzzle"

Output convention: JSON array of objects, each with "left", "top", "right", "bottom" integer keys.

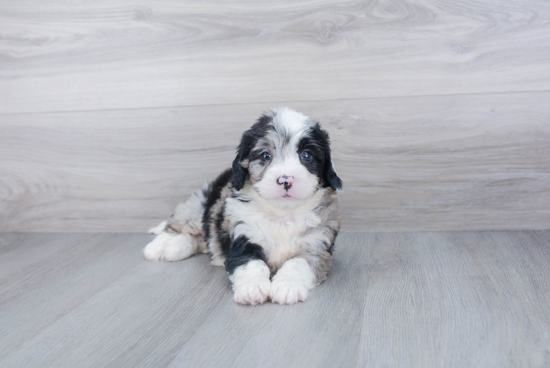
[{"left": 277, "top": 175, "right": 294, "bottom": 191}]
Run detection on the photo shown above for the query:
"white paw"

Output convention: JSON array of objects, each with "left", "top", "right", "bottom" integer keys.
[
  {"left": 270, "top": 276, "right": 309, "bottom": 305},
  {"left": 230, "top": 260, "right": 272, "bottom": 305},
  {"left": 233, "top": 277, "right": 271, "bottom": 305},
  {"left": 269, "top": 258, "right": 315, "bottom": 305},
  {"left": 143, "top": 232, "right": 197, "bottom": 261}
]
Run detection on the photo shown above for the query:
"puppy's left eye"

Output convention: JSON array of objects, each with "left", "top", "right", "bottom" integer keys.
[
  {"left": 301, "top": 151, "right": 312, "bottom": 162},
  {"left": 261, "top": 152, "right": 272, "bottom": 161}
]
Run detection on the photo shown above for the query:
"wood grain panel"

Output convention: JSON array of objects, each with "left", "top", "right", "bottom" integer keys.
[
  {"left": 0, "top": 232, "right": 549, "bottom": 367},
  {"left": 1, "top": 92, "right": 549, "bottom": 232},
  {"left": 1, "top": 0, "right": 550, "bottom": 114}
]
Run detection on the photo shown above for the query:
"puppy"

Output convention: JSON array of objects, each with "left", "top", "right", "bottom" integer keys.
[{"left": 143, "top": 107, "right": 342, "bottom": 305}]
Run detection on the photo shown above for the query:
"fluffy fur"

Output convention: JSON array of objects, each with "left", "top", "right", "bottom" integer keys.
[{"left": 143, "top": 107, "right": 342, "bottom": 305}]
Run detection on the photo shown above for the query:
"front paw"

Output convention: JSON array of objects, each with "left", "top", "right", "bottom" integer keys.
[
  {"left": 233, "top": 277, "right": 271, "bottom": 305},
  {"left": 270, "top": 276, "right": 308, "bottom": 305},
  {"left": 230, "top": 260, "right": 272, "bottom": 305}
]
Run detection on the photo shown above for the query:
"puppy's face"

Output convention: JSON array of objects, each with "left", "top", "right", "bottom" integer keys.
[{"left": 233, "top": 108, "right": 342, "bottom": 206}]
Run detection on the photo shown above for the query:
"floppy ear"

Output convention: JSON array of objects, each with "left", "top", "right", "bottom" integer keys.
[
  {"left": 314, "top": 124, "right": 343, "bottom": 192},
  {"left": 232, "top": 131, "right": 254, "bottom": 191},
  {"left": 322, "top": 149, "right": 343, "bottom": 192},
  {"left": 231, "top": 113, "right": 273, "bottom": 191},
  {"left": 232, "top": 154, "right": 247, "bottom": 191}
]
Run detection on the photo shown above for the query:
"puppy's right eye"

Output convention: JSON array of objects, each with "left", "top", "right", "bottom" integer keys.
[{"left": 261, "top": 152, "right": 272, "bottom": 161}]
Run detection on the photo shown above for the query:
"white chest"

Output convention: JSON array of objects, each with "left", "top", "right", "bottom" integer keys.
[{"left": 227, "top": 198, "right": 322, "bottom": 270}]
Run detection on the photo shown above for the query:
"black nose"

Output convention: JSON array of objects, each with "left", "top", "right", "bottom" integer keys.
[{"left": 277, "top": 175, "right": 294, "bottom": 191}]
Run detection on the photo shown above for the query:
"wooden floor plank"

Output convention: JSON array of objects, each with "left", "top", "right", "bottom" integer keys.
[
  {"left": 1, "top": 232, "right": 549, "bottom": 367},
  {"left": 358, "top": 232, "right": 550, "bottom": 367},
  {"left": 0, "top": 234, "right": 149, "bottom": 356},
  {"left": 167, "top": 233, "right": 373, "bottom": 368},
  {"left": 1, "top": 0, "right": 550, "bottom": 113},
  {"left": 0, "top": 233, "right": 96, "bottom": 281},
  {"left": 1, "top": 92, "right": 549, "bottom": 232},
  {"left": 0, "top": 234, "right": 229, "bottom": 367}
]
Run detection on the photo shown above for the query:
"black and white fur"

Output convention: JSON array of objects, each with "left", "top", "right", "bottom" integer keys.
[{"left": 144, "top": 107, "right": 342, "bottom": 305}]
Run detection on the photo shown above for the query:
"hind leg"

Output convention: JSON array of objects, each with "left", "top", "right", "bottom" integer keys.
[
  {"left": 144, "top": 231, "right": 204, "bottom": 261},
  {"left": 144, "top": 187, "right": 207, "bottom": 262}
]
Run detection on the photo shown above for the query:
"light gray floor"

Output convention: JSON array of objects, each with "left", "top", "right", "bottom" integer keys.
[{"left": 1, "top": 232, "right": 549, "bottom": 367}]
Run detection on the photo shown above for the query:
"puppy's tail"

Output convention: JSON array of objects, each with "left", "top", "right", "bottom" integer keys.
[{"left": 148, "top": 220, "right": 168, "bottom": 235}]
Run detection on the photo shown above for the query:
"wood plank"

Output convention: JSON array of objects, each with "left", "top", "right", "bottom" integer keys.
[
  {"left": 358, "top": 232, "right": 550, "bottom": 367},
  {"left": 0, "top": 233, "right": 150, "bottom": 356},
  {"left": 0, "top": 232, "right": 373, "bottom": 367},
  {"left": 167, "top": 232, "right": 374, "bottom": 368},
  {"left": 0, "top": 232, "right": 549, "bottom": 367},
  {"left": 1, "top": 0, "right": 550, "bottom": 114},
  {"left": 0, "top": 233, "right": 95, "bottom": 280},
  {"left": 1, "top": 92, "right": 549, "bottom": 232},
  {"left": 0, "top": 233, "right": 238, "bottom": 367}
]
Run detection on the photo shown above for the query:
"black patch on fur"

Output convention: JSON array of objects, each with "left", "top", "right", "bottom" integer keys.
[
  {"left": 202, "top": 168, "right": 233, "bottom": 242},
  {"left": 214, "top": 202, "right": 232, "bottom": 255},
  {"left": 225, "top": 235, "right": 267, "bottom": 275},
  {"left": 232, "top": 114, "right": 273, "bottom": 190},
  {"left": 298, "top": 123, "right": 342, "bottom": 192}
]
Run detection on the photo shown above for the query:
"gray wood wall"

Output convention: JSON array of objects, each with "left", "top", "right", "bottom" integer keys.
[{"left": 1, "top": 0, "right": 549, "bottom": 232}]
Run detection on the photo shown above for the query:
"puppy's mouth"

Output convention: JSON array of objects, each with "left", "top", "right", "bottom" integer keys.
[{"left": 282, "top": 194, "right": 292, "bottom": 198}]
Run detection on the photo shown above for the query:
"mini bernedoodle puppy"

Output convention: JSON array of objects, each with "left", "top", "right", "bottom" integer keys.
[{"left": 143, "top": 107, "right": 342, "bottom": 305}]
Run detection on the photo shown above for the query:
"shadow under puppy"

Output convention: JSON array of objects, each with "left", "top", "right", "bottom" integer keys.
[{"left": 144, "top": 107, "right": 342, "bottom": 305}]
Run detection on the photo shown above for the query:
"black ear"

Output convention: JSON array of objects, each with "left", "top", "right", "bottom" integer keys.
[
  {"left": 232, "top": 153, "right": 247, "bottom": 191},
  {"left": 231, "top": 113, "right": 273, "bottom": 191},
  {"left": 312, "top": 123, "right": 342, "bottom": 192},
  {"left": 322, "top": 148, "right": 343, "bottom": 192},
  {"left": 232, "top": 130, "right": 255, "bottom": 191}
]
